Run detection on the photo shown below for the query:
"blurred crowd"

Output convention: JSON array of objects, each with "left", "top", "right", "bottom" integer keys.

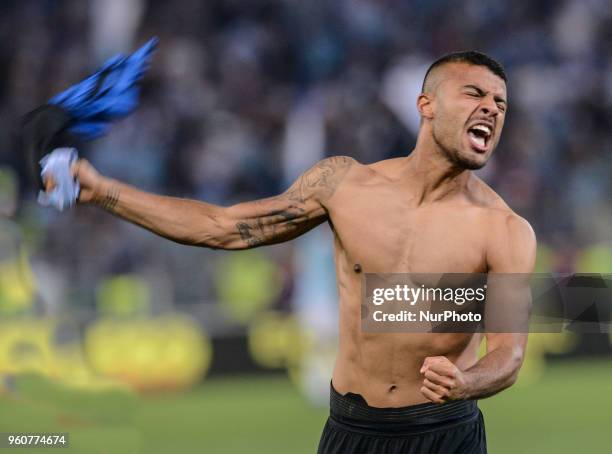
[{"left": 1, "top": 0, "right": 612, "bottom": 327}]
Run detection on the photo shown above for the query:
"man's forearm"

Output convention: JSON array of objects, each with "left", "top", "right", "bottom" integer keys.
[
  {"left": 462, "top": 343, "right": 524, "bottom": 400},
  {"left": 91, "top": 177, "right": 231, "bottom": 248}
]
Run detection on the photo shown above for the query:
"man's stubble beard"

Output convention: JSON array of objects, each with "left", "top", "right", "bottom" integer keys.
[{"left": 431, "top": 124, "right": 487, "bottom": 171}]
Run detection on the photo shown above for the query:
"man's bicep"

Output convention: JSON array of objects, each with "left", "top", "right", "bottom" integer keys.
[
  {"left": 485, "top": 332, "right": 527, "bottom": 354},
  {"left": 484, "top": 214, "right": 536, "bottom": 333},
  {"left": 223, "top": 156, "right": 354, "bottom": 249},
  {"left": 487, "top": 214, "right": 537, "bottom": 273}
]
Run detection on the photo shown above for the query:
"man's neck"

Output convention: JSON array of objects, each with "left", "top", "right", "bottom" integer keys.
[{"left": 403, "top": 131, "right": 472, "bottom": 204}]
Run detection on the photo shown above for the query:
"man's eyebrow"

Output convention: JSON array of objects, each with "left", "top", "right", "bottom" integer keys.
[{"left": 462, "top": 84, "right": 507, "bottom": 104}]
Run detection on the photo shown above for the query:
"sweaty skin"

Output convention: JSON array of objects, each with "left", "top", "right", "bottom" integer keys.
[{"left": 59, "top": 62, "right": 536, "bottom": 407}]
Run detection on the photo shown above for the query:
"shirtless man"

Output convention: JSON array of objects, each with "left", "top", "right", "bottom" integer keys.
[{"left": 51, "top": 51, "right": 536, "bottom": 453}]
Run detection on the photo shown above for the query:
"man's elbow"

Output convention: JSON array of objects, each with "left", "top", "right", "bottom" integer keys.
[
  {"left": 179, "top": 233, "right": 228, "bottom": 250},
  {"left": 185, "top": 229, "right": 243, "bottom": 250},
  {"left": 178, "top": 211, "right": 242, "bottom": 250}
]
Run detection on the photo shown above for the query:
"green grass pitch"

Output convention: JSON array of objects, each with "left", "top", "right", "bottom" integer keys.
[{"left": 1, "top": 359, "right": 610, "bottom": 453}]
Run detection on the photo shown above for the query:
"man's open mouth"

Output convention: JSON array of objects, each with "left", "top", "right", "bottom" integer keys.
[{"left": 467, "top": 123, "right": 492, "bottom": 151}]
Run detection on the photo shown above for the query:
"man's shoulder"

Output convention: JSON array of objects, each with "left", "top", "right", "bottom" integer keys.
[
  {"left": 468, "top": 175, "right": 510, "bottom": 211},
  {"left": 301, "top": 155, "right": 364, "bottom": 203},
  {"left": 367, "top": 157, "right": 406, "bottom": 172},
  {"left": 336, "top": 156, "right": 406, "bottom": 185},
  {"left": 318, "top": 155, "right": 382, "bottom": 184},
  {"left": 467, "top": 177, "right": 536, "bottom": 271},
  {"left": 485, "top": 209, "right": 537, "bottom": 272},
  {"left": 468, "top": 176, "right": 536, "bottom": 244},
  {"left": 311, "top": 156, "right": 398, "bottom": 206}
]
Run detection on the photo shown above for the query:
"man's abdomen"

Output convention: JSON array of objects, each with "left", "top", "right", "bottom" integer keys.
[{"left": 333, "top": 330, "right": 480, "bottom": 407}]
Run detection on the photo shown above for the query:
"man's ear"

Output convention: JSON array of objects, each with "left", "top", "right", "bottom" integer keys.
[{"left": 417, "top": 93, "right": 434, "bottom": 120}]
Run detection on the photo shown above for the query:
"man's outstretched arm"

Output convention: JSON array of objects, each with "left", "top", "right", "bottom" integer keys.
[{"left": 67, "top": 156, "right": 354, "bottom": 250}]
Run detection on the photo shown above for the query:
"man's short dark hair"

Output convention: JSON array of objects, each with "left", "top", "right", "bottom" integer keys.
[{"left": 421, "top": 51, "right": 507, "bottom": 92}]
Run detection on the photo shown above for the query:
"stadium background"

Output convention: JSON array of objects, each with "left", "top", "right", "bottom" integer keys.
[{"left": 0, "top": 0, "right": 611, "bottom": 452}]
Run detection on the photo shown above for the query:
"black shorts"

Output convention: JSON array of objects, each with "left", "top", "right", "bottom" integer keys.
[{"left": 317, "top": 384, "right": 486, "bottom": 454}]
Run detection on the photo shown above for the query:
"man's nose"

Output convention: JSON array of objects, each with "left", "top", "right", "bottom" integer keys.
[{"left": 479, "top": 95, "right": 499, "bottom": 116}]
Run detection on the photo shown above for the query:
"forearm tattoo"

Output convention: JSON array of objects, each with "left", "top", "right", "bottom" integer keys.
[
  {"left": 236, "top": 209, "right": 302, "bottom": 247},
  {"left": 235, "top": 156, "right": 353, "bottom": 247},
  {"left": 99, "top": 186, "right": 120, "bottom": 211},
  {"left": 236, "top": 221, "right": 263, "bottom": 247}
]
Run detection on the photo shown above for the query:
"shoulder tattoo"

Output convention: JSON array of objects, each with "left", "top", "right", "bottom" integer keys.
[{"left": 285, "top": 156, "right": 354, "bottom": 203}]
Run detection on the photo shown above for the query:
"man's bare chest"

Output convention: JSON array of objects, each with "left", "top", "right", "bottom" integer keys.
[{"left": 329, "top": 195, "right": 488, "bottom": 274}]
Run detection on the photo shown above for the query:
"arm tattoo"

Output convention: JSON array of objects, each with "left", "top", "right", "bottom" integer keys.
[
  {"left": 99, "top": 186, "right": 120, "bottom": 211},
  {"left": 285, "top": 156, "right": 353, "bottom": 204},
  {"left": 235, "top": 156, "right": 353, "bottom": 248},
  {"left": 236, "top": 207, "right": 305, "bottom": 247},
  {"left": 236, "top": 221, "right": 263, "bottom": 247}
]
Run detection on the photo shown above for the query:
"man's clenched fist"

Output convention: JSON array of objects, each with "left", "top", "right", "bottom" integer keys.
[
  {"left": 420, "top": 356, "right": 471, "bottom": 404},
  {"left": 43, "top": 158, "right": 103, "bottom": 205},
  {"left": 69, "top": 159, "right": 103, "bottom": 204}
]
